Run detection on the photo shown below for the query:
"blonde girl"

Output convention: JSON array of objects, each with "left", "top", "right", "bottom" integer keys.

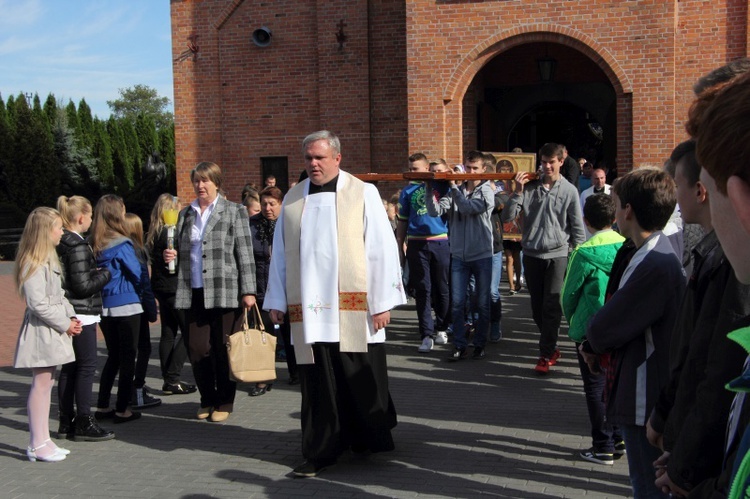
[
  {"left": 55, "top": 195, "right": 114, "bottom": 442},
  {"left": 14, "top": 207, "right": 82, "bottom": 462},
  {"left": 90, "top": 195, "right": 144, "bottom": 424},
  {"left": 146, "top": 194, "right": 195, "bottom": 395},
  {"left": 122, "top": 213, "right": 160, "bottom": 409}
]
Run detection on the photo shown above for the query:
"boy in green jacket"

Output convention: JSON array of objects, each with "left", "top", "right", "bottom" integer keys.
[{"left": 561, "top": 193, "right": 625, "bottom": 465}]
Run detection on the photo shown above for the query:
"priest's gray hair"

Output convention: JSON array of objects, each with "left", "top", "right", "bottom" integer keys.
[{"left": 303, "top": 130, "right": 341, "bottom": 155}]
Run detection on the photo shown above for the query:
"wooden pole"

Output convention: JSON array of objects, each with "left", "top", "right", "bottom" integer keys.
[{"left": 353, "top": 172, "right": 538, "bottom": 182}]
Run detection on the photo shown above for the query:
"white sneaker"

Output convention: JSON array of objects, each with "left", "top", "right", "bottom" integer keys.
[
  {"left": 434, "top": 331, "right": 448, "bottom": 345},
  {"left": 418, "top": 336, "right": 434, "bottom": 353}
]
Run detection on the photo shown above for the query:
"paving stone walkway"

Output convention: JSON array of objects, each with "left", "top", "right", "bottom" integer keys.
[{"left": 0, "top": 261, "right": 631, "bottom": 498}]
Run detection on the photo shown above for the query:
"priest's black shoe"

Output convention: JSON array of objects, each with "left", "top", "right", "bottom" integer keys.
[
  {"left": 291, "top": 458, "right": 336, "bottom": 478},
  {"left": 472, "top": 346, "right": 486, "bottom": 359},
  {"left": 74, "top": 414, "right": 116, "bottom": 441}
]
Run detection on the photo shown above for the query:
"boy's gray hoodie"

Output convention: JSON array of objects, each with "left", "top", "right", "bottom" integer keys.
[
  {"left": 502, "top": 176, "right": 585, "bottom": 259},
  {"left": 425, "top": 180, "right": 494, "bottom": 262}
]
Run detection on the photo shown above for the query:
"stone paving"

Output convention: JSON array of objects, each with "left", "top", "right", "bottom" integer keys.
[{"left": 0, "top": 260, "right": 632, "bottom": 498}]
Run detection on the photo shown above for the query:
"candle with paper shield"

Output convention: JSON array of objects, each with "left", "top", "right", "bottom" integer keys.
[{"left": 162, "top": 208, "right": 179, "bottom": 274}]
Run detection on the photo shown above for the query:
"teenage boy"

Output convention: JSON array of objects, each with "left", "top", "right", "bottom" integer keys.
[
  {"left": 642, "top": 141, "right": 750, "bottom": 497},
  {"left": 687, "top": 70, "right": 750, "bottom": 499},
  {"left": 561, "top": 193, "right": 625, "bottom": 465},
  {"left": 503, "top": 142, "right": 586, "bottom": 374},
  {"left": 397, "top": 153, "right": 451, "bottom": 353},
  {"left": 581, "top": 168, "right": 686, "bottom": 498},
  {"left": 426, "top": 150, "right": 494, "bottom": 360}
]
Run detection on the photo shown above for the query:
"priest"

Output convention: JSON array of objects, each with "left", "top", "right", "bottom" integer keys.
[{"left": 264, "top": 130, "right": 406, "bottom": 478}]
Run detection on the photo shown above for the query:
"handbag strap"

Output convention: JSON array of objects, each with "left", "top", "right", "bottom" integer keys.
[{"left": 246, "top": 303, "right": 266, "bottom": 332}]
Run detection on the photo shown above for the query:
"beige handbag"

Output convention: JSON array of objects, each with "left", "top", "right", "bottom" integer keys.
[{"left": 227, "top": 305, "right": 277, "bottom": 383}]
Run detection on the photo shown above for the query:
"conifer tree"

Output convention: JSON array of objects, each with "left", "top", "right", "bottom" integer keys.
[
  {"left": 158, "top": 123, "right": 176, "bottom": 191},
  {"left": 107, "top": 116, "right": 133, "bottom": 191},
  {"left": 135, "top": 113, "right": 158, "bottom": 160},
  {"left": 0, "top": 95, "right": 12, "bottom": 196},
  {"left": 92, "top": 118, "right": 114, "bottom": 189},
  {"left": 121, "top": 119, "right": 142, "bottom": 182},
  {"left": 43, "top": 94, "right": 57, "bottom": 125},
  {"left": 7, "top": 95, "right": 59, "bottom": 212},
  {"left": 6, "top": 95, "right": 16, "bottom": 131},
  {"left": 65, "top": 100, "right": 81, "bottom": 139},
  {"left": 77, "top": 98, "right": 94, "bottom": 149},
  {"left": 52, "top": 107, "right": 99, "bottom": 198}
]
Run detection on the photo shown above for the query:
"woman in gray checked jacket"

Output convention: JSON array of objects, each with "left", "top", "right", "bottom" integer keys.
[{"left": 164, "top": 162, "right": 256, "bottom": 423}]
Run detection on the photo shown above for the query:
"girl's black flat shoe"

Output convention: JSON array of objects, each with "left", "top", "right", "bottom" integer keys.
[{"left": 249, "top": 384, "right": 273, "bottom": 397}]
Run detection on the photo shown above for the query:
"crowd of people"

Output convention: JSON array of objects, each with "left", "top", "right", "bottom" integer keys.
[{"left": 10, "top": 59, "right": 750, "bottom": 497}]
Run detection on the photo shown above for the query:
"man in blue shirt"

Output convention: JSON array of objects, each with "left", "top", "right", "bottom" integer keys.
[{"left": 397, "top": 153, "right": 451, "bottom": 353}]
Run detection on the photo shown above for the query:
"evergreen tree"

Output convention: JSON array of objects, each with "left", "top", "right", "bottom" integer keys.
[
  {"left": 135, "top": 113, "right": 158, "bottom": 160},
  {"left": 107, "top": 116, "right": 132, "bottom": 191},
  {"left": 77, "top": 98, "right": 94, "bottom": 149},
  {"left": 92, "top": 118, "right": 114, "bottom": 190},
  {"left": 43, "top": 94, "right": 57, "bottom": 125},
  {"left": 33, "top": 94, "right": 52, "bottom": 137},
  {"left": 7, "top": 94, "right": 59, "bottom": 212},
  {"left": 121, "top": 119, "right": 142, "bottom": 182},
  {"left": 0, "top": 95, "right": 12, "bottom": 196},
  {"left": 6, "top": 95, "right": 16, "bottom": 131},
  {"left": 65, "top": 100, "right": 81, "bottom": 140},
  {"left": 158, "top": 123, "right": 176, "bottom": 192},
  {"left": 52, "top": 107, "right": 99, "bottom": 199}
]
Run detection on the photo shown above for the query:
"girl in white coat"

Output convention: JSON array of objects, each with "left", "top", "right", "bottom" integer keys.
[{"left": 14, "top": 207, "right": 82, "bottom": 462}]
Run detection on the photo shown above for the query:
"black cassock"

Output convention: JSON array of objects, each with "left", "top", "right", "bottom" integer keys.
[{"left": 298, "top": 342, "right": 397, "bottom": 461}]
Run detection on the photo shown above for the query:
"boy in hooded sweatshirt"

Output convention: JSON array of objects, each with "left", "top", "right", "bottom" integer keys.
[{"left": 561, "top": 193, "right": 624, "bottom": 466}]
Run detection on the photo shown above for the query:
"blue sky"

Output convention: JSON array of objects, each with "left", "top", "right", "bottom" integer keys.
[{"left": 0, "top": 0, "right": 173, "bottom": 119}]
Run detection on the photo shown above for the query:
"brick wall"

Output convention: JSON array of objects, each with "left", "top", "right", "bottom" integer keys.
[{"left": 171, "top": 0, "right": 748, "bottom": 199}]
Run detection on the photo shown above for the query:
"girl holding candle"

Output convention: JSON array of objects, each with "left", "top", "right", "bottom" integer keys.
[{"left": 146, "top": 194, "right": 196, "bottom": 395}]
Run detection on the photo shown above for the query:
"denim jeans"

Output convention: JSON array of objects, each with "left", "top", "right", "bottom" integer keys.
[
  {"left": 490, "top": 251, "right": 503, "bottom": 323},
  {"left": 620, "top": 424, "right": 668, "bottom": 498},
  {"left": 575, "top": 345, "right": 620, "bottom": 452},
  {"left": 451, "top": 256, "right": 492, "bottom": 350},
  {"left": 406, "top": 240, "right": 451, "bottom": 338}
]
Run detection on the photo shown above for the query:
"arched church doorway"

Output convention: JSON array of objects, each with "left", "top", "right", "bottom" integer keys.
[
  {"left": 509, "top": 102, "right": 610, "bottom": 166},
  {"left": 466, "top": 41, "right": 617, "bottom": 168}
]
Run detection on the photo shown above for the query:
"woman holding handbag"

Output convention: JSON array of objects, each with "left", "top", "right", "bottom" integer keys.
[
  {"left": 248, "top": 187, "right": 298, "bottom": 396},
  {"left": 164, "top": 162, "right": 256, "bottom": 422}
]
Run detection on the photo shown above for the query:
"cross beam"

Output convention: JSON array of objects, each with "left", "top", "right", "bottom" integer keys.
[{"left": 352, "top": 172, "right": 538, "bottom": 182}]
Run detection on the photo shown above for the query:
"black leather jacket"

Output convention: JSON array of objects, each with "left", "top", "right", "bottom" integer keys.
[{"left": 57, "top": 229, "right": 111, "bottom": 315}]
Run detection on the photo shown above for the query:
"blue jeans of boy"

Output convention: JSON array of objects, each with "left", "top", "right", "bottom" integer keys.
[
  {"left": 490, "top": 251, "right": 503, "bottom": 323},
  {"left": 406, "top": 240, "right": 451, "bottom": 339},
  {"left": 451, "top": 256, "right": 492, "bottom": 350}
]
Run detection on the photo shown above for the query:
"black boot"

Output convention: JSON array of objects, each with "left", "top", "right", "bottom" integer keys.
[
  {"left": 74, "top": 414, "right": 116, "bottom": 442},
  {"left": 57, "top": 412, "right": 75, "bottom": 440}
]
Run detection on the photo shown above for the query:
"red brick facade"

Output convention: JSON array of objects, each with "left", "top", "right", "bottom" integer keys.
[{"left": 171, "top": 0, "right": 749, "bottom": 201}]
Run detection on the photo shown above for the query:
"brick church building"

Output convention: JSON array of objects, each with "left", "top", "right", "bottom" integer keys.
[{"left": 170, "top": 0, "right": 748, "bottom": 200}]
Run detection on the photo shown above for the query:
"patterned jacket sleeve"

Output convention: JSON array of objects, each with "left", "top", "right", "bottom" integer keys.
[{"left": 233, "top": 203, "right": 257, "bottom": 298}]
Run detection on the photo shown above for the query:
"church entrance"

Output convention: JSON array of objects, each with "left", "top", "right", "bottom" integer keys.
[{"left": 468, "top": 41, "right": 617, "bottom": 168}]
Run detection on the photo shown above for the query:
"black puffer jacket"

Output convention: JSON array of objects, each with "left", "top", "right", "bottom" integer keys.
[
  {"left": 57, "top": 229, "right": 111, "bottom": 315},
  {"left": 148, "top": 227, "right": 178, "bottom": 295}
]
